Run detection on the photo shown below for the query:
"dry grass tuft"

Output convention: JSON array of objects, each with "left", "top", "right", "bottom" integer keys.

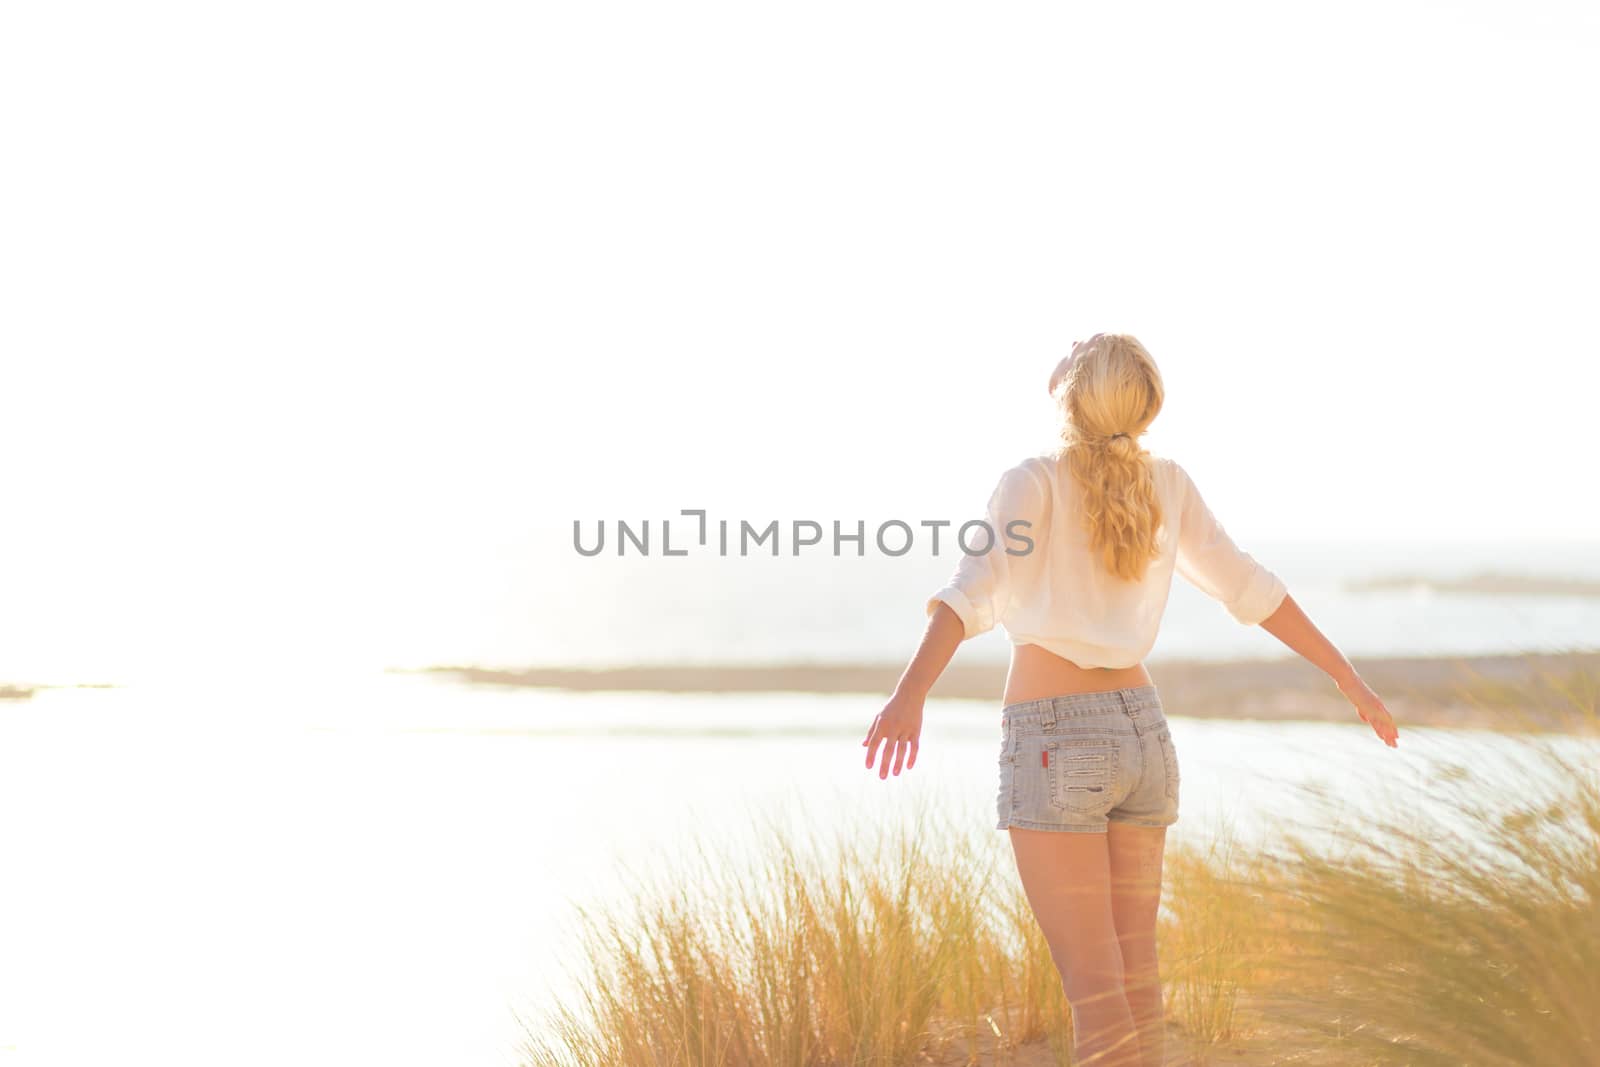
[{"left": 524, "top": 666, "right": 1600, "bottom": 1066}]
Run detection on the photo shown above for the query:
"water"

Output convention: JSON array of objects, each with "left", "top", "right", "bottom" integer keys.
[
  {"left": 1, "top": 535, "right": 1595, "bottom": 687},
  {"left": 383, "top": 535, "right": 1600, "bottom": 672},
  {"left": 2, "top": 673, "right": 1592, "bottom": 1067}
]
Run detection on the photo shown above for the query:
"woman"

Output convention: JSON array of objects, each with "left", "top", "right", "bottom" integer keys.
[{"left": 861, "top": 333, "right": 1400, "bottom": 1067}]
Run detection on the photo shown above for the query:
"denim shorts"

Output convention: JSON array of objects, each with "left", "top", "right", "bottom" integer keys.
[{"left": 996, "top": 683, "right": 1180, "bottom": 833}]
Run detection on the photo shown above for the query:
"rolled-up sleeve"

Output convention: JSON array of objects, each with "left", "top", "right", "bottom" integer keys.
[
  {"left": 927, "top": 461, "right": 1047, "bottom": 640},
  {"left": 1173, "top": 462, "right": 1288, "bottom": 625}
]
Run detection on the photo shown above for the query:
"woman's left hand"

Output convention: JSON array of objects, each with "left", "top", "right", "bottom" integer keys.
[{"left": 863, "top": 690, "right": 925, "bottom": 779}]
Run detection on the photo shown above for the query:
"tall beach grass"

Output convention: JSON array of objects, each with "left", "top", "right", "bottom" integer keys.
[{"left": 524, "top": 672, "right": 1599, "bottom": 1066}]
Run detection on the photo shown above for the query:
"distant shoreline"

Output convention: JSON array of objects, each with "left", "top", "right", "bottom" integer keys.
[
  {"left": 403, "top": 648, "right": 1600, "bottom": 732},
  {"left": 0, "top": 682, "right": 117, "bottom": 702},
  {"left": 1345, "top": 572, "right": 1600, "bottom": 597}
]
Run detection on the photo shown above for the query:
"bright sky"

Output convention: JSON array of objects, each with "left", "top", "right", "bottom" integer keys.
[{"left": 3, "top": 1, "right": 1596, "bottom": 683}]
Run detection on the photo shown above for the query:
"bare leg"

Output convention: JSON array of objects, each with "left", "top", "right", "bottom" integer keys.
[
  {"left": 1008, "top": 827, "right": 1141, "bottom": 1066},
  {"left": 1108, "top": 822, "right": 1168, "bottom": 1067}
]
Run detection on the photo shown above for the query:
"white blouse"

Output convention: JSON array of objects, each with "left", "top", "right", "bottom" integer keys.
[{"left": 927, "top": 452, "right": 1288, "bottom": 669}]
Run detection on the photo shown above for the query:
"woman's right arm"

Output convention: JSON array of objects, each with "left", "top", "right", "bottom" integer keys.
[
  {"left": 1173, "top": 460, "right": 1399, "bottom": 747},
  {"left": 1257, "top": 594, "right": 1400, "bottom": 747}
]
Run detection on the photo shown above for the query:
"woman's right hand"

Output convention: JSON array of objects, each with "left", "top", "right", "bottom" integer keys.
[{"left": 1338, "top": 674, "right": 1400, "bottom": 748}]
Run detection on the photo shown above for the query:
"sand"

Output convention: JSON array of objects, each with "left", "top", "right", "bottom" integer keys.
[{"left": 410, "top": 648, "right": 1600, "bottom": 732}]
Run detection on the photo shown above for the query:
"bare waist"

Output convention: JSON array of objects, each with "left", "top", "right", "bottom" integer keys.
[{"left": 1002, "top": 641, "right": 1153, "bottom": 704}]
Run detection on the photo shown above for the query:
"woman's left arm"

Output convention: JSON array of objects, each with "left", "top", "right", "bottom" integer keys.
[
  {"left": 862, "top": 601, "right": 965, "bottom": 779},
  {"left": 864, "top": 460, "right": 1045, "bottom": 780}
]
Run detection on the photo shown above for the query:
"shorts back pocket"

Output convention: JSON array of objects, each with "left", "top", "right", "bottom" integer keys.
[{"left": 1046, "top": 738, "right": 1119, "bottom": 815}]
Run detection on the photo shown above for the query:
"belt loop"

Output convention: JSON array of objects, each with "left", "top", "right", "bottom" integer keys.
[
  {"left": 1118, "top": 689, "right": 1139, "bottom": 717},
  {"left": 1041, "top": 699, "right": 1057, "bottom": 730}
]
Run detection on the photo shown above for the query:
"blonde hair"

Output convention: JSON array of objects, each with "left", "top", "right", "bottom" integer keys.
[{"left": 1051, "top": 333, "right": 1166, "bottom": 582}]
